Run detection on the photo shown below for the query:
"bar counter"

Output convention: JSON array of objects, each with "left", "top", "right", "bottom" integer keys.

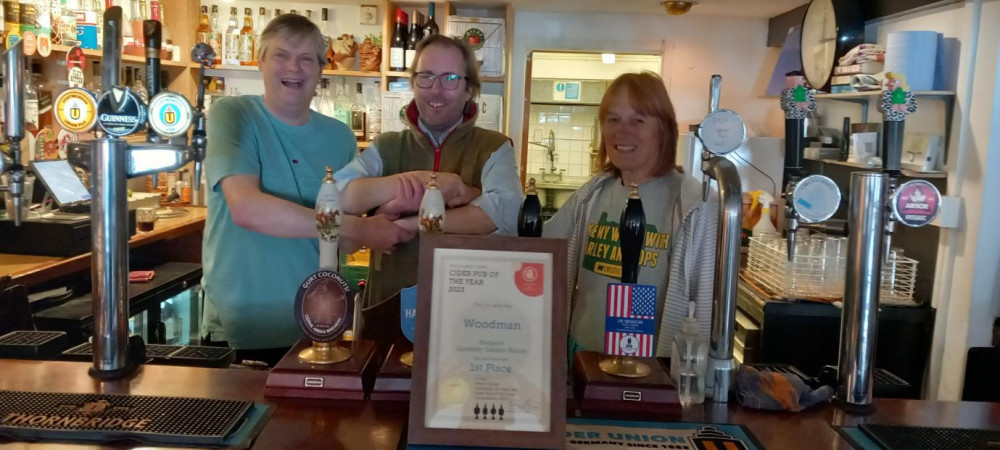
[
  {"left": 1, "top": 359, "right": 998, "bottom": 449},
  {"left": 0, "top": 207, "right": 206, "bottom": 289}
]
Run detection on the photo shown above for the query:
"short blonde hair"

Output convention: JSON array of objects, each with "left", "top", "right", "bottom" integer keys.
[{"left": 256, "top": 13, "right": 327, "bottom": 69}]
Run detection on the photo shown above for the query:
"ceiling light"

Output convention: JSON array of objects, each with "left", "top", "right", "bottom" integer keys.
[
  {"left": 602, "top": 53, "right": 615, "bottom": 64},
  {"left": 661, "top": 1, "right": 696, "bottom": 15}
]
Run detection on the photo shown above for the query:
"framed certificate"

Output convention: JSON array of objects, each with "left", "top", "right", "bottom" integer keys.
[{"left": 408, "top": 234, "right": 567, "bottom": 449}]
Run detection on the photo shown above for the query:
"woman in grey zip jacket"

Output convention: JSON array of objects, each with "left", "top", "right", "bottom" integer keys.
[{"left": 542, "top": 72, "right": 719, "bottom": 359}]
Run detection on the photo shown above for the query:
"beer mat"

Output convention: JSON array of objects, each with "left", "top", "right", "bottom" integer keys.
[
  {"left": 834, "top": 424, "right": 1000, "bottom": 450},
  {"left": 0, "top": 331, "right": 65, "bottom": 347},
  {"left": 0, "top": 391, "right": 272, "bottom": 448},
  {"left": 63, "top": 342, "right": 236, "bottom": 365},
  {"left": 407, "top": 418, "right": 761, "bottom": 449}
]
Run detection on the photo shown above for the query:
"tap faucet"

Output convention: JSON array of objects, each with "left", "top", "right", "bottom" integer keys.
[
  {"left": 1, "top": 41, "right": 26, "bottom": 226},
  {"left": 76, "top": 8, "right": 213, "bottom": 379},
  {"left": 697, "top": 74, "right": 745, "bottom": 403},
  {"left": 529, "top": 130, "right": 558, "bottom": 172}
]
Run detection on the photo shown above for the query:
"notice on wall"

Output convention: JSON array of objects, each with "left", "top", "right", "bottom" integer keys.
[{"left": 554, "top": 81, "right": 582, "bottom": 102}]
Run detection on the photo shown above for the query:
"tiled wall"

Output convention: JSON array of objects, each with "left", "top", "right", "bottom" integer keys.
[{"left": 525, "top": 104, "right": 601, "bottom": 178}]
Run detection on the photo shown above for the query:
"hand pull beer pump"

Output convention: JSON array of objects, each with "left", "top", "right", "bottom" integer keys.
[
  {"left": 0, "top": 41, "right": 26, "bottom": 226},
  {"left": 64, "top": 7, "right": 214, "bottom": 379},
  {"left": 696, "top": 75, "right": 746, "bottom": 403}
]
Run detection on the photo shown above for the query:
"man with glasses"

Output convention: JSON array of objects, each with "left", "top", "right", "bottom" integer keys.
[{"left": 335, "top": 35, "right": 521, "bottom": 328}]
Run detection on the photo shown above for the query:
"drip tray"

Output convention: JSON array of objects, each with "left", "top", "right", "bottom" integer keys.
[
  {"left": 0, "top": 390, "right": 252, "bottom": 446},
  {"left": 0, "top": 331, "right": 68, "bottom": 360},
  {"left": 861, "top": 424, "right": 1000, "bottom": 450},
  {"left": 63, "top": 343, "right": 235, "bottom": 368}
]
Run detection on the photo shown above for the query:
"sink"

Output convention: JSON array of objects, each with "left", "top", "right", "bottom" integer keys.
[{"left": 541, "top": 172, "right": 563, "bottom": 183}]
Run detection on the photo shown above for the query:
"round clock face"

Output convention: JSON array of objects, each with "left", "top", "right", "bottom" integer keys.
[
  {"left": 698, "top": 109, "right": 746, "bottom": 156},
  {"left": 801, "top": 0, "right": 837, "bottom": 90}
]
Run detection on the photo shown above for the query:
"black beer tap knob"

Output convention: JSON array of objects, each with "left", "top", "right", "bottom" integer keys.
[{"left": 619, "top": 183, "right": 645, "bottom": 285}]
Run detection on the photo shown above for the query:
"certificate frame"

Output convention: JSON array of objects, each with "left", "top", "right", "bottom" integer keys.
[{"left": 408, "top": 234, "right": 567, "bottom": 449}]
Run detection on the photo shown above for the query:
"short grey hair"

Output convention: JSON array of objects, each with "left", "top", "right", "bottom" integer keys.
[{"left": 256, "top": 13, "right": 327, "bottom": 68}]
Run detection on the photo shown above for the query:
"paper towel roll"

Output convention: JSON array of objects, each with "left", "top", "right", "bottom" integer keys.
[{"left": 885, "top": 31, "right": 939, "bottom": 92}]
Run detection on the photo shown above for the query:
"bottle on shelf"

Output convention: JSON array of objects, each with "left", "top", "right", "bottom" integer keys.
[
  {"left": 209, "top": 4, "right": 221, "bottom": 65},
  {"left": 423, "top": 2, "right": 439, "bottom": 37},
  {"left": 256, "top": 7, "right": 267, "bottom": 36},
  {"left": 289, "top": 9, "right": 297, "bottom": 16},
  {"left": 310, "top": 78, "right": 323, "bottom": 112},
  {"left": 405, "top": 9, "right": 421, "bottom": 69},
  {"left": 195, "top": 5, "right": 210, "bottom": 46},
  {"left": 274, "top": 9, "right": 282, "bottom": 17},
  {"left": 333, "top": 78, "right": 350, "bottom": 125},
  {"left": 305, "top": 9, "right": 312, "bottom": 23},
  {"left": 389, "top": 8, "right": 406, "bottom": 71},
  {"left": 24, "top": 75, "right": 39, "bottom": 133},
  {"left": 239, "top": 7, "right": 255, "bottom": 66},
  {"left": 151, "top": 0, "right": 168, "bottom": 44},
  {"left": 350, "top": 82, "right": 365, "bottom": 139},
  {"left": 223, "top": 6, "right": 239, "bottom": 66},
  {"left": 320, "top": 8, "right": 333, "bottom": 58},
  {"left": 366, "top": 81, "right": 381, "bottom": 142}
]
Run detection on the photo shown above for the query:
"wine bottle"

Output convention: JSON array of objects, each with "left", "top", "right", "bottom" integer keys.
[
  {"left": 405, "top": 9, "right": 421, "bottom": 69},
  {"left": 389, "top": 8, "right": 406, "bottom": 71},
  {"left": 517, "top": 178, "right": 542, "bottom": 237},
  {"left": 423, "top": 2, "right": 439, "bottom": 36},
  {"left": 619, "top": 183, "right": 646, "bottom": 284}
]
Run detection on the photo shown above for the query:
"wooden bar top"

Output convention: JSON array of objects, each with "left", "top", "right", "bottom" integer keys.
[
  {"left": 0, "top": 207, "right": 206, "bottom": 288},
  {"left": 1, "top": 359, "right": 998, "bottom": 449}
]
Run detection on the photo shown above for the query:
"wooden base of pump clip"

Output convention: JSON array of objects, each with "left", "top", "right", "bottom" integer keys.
[
  {"left": 370, "top": 343, "right": 413, "bottom": 401},
  {"left": 264, "top": 339, "right": 376, "bottom": 400},
  {"left": 572, "top": 351, "right": 681, "bottom": 416}
]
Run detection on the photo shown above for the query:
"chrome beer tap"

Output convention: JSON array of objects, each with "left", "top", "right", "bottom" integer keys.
[
  {"left": 67, "top": 7, "right": 212, "bottom": 379},
  {"left": 0, "top": 41, "right": 26, "bottom": 226},
  {"left": 836, "top": 73, "right": 939, "bottom": 413},
  {"left": 779, "top": 72, "right": 841, "bottom": 260},
  {"left": 696, "top": 75, "right": 746, "bottom": 403}
]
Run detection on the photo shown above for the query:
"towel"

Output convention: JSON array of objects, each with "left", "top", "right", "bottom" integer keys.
[
  {"left": 736, "top": 365, "right": 834, "bottom": 412},
  {"left": 851, "top": 72, "right": 885, "bottom": 91},
  {"left": 839, "top": 43, "right": 886, "bottom": 66},
  {"left": 128, "top": 271, "right": 155, "bottom": 283}
]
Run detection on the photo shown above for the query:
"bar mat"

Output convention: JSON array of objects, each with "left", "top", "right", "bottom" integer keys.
[
  {"left": 0, "top": 390, "right": 270, "bottom": 448},
  {"left": 63, "top": 342, "right": 235, "bottom": 367},
  {"left": 409, "top": 418, "right": 760, "bottom": 449},
  {"left": 860, "top": 424, "right": 1000, "bottom": 450},
  {"left": 0, "top": 331, "right": 68, "bottom": 359}
]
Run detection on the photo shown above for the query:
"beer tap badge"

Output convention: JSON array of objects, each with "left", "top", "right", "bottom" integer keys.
[
  {"left": 65, "top": 46, "right": 87, "bottom": 88},
  {"left": 54, "top": 88, "right": 98, "bottom": 134},
  {"left": 892, "top": 179, "right": 941, "bottom": 227},
  {"left": 96, "top": 86, "right": 147, "bottom": 137},
  {"left": 147, "top": 92, "right": 194, "bottom": 138},
  {"left": 294, "top": 270, "right": 355, "bottom": 342}
]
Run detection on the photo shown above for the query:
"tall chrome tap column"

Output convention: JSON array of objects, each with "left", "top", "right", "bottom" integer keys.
[
  {"left": 1, "top": 41, "right": 26, "bottom": 226},
  {"left": 697, "top": 75, "right": 746, "bottom": 402},
  {"left": 836, "top": 172, "right": 886, "bottom": 413}
]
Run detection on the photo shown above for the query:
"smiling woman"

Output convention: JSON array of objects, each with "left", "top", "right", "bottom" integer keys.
[{"left": 543, "top": 71, "right": 719, "bottom": 361}]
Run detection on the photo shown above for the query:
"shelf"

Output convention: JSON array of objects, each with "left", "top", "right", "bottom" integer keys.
[
  {"left": 482, "top": 76, "right": 505, "bottom": 83},
  {"left": 810, "top": 158, "right": 947, "bottom": 179},
  {"left": 205, "top": 65, "right": 382, "bottom": 78},
  {"left": 816, "top": 90, "right": 955, "bottom": 100},
  {"left": 48, "top": 44, "right": 191, "bottom": 68},
  {"left": 385, "top": 71, "right": 411, "bottom": 78}
]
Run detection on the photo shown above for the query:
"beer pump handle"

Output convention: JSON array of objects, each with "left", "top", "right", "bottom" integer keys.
[
  {"left": 190, "top": 43, "right": 215, "bottom": 192},
  {"left": 1, "top": 41, "right": 25, "bottom": 225},
  {"left": 143, "top": 20, "right": 162, "bottom": 101},
  {"left": 708, "top": 74, "right": 721, "bottom": 114},
  {"left": 619, "top": 184, "right": 646, "bottom": 285},
  {"left": 102, "top": 7, "right": 123, "bottom": 96}
]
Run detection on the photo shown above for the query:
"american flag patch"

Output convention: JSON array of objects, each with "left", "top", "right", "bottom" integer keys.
[{"left": 604, "top": 283, "right": 657, "bottom": 357}]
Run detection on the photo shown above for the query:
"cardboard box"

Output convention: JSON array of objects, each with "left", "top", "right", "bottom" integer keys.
[{"left": 447, "top": 16, "right": 505, "bottom": 77}]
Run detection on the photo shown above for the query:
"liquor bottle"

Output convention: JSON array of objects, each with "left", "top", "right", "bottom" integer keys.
[
  {"left": 423, "top": 2, "right": 439, "bottom": 37},
  {"left": 619, "top": 183, "right": 646, "bottom": 284},
  {"left": 333, "top": 78, "right": 350, "bottom": 124},
  {"left": 419, "top": 172, "right": 445, "bottom": 233},
  {"left": 195, "top": 5, "right": 209, "bottom": 45},
  {"left": 256, "top": 7, "right": 266, "bottom": 35},
  {"left": 350, "top": 82, "right": 365, "bottom": 139},
  {"left": 127, "top": 0, "right": 143, "bottom": 45},
  {"left": 238, "top": 7, "right": 255, "bottom": 66},
  {"left": 19, "top": 2, "right": 36, "bottom": 39},
  {"left": 404, "top": 9, "right": 421, "bottom": 69},
  {"left": 366, "top": 81, "right": 381, "bottom": 142},
  {"left": 209, "top": 4, "right": 221, "bottom": 65},
  {"left": 320, "top": 8, "right": 332, "bottom": 56},
  {"left": 319, "top": 78, "right": 335, "bottom": 117},
  {"left": 304, "top": 9, "right": 312, "bottom": 23},
  {"left": 389, "top": 8, "right": 406, "bottom": 71},
  {"left": 274, "top": 9, "right": 281, "bottom": 16},
  {"left": 24, "top": 74, "right": 38, "bottom": 133},
  {"left": 150, "top": 0, "right": 166, "bottom": 44},
  {"left": 310, "top": 78, "right": 323, "bottom": 112},
  {"left": 517, "top": 178, "right": 543, "bottom": 237},
  {"left": 223, "top": 6, "right": 239, "bottom": 65},
  {"left": 3, "top": 2, "right": 17, "bottom": 48},
  {"left": 289, "top": 9, "right": 296, "bottom": 15}
]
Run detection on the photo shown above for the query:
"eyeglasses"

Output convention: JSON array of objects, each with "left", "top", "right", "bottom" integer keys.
[{"left": 413, "top": 72, "right": 468, "bottom": 90}]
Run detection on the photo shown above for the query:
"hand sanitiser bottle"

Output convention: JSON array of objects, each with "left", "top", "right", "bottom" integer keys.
[{"left": 671, "top": 301, "right": 708, "bottom": 405}]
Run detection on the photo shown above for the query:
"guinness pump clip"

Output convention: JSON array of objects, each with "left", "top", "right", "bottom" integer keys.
[{"left": 64, "top": 7, "right": 214, "bottom": 380}]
